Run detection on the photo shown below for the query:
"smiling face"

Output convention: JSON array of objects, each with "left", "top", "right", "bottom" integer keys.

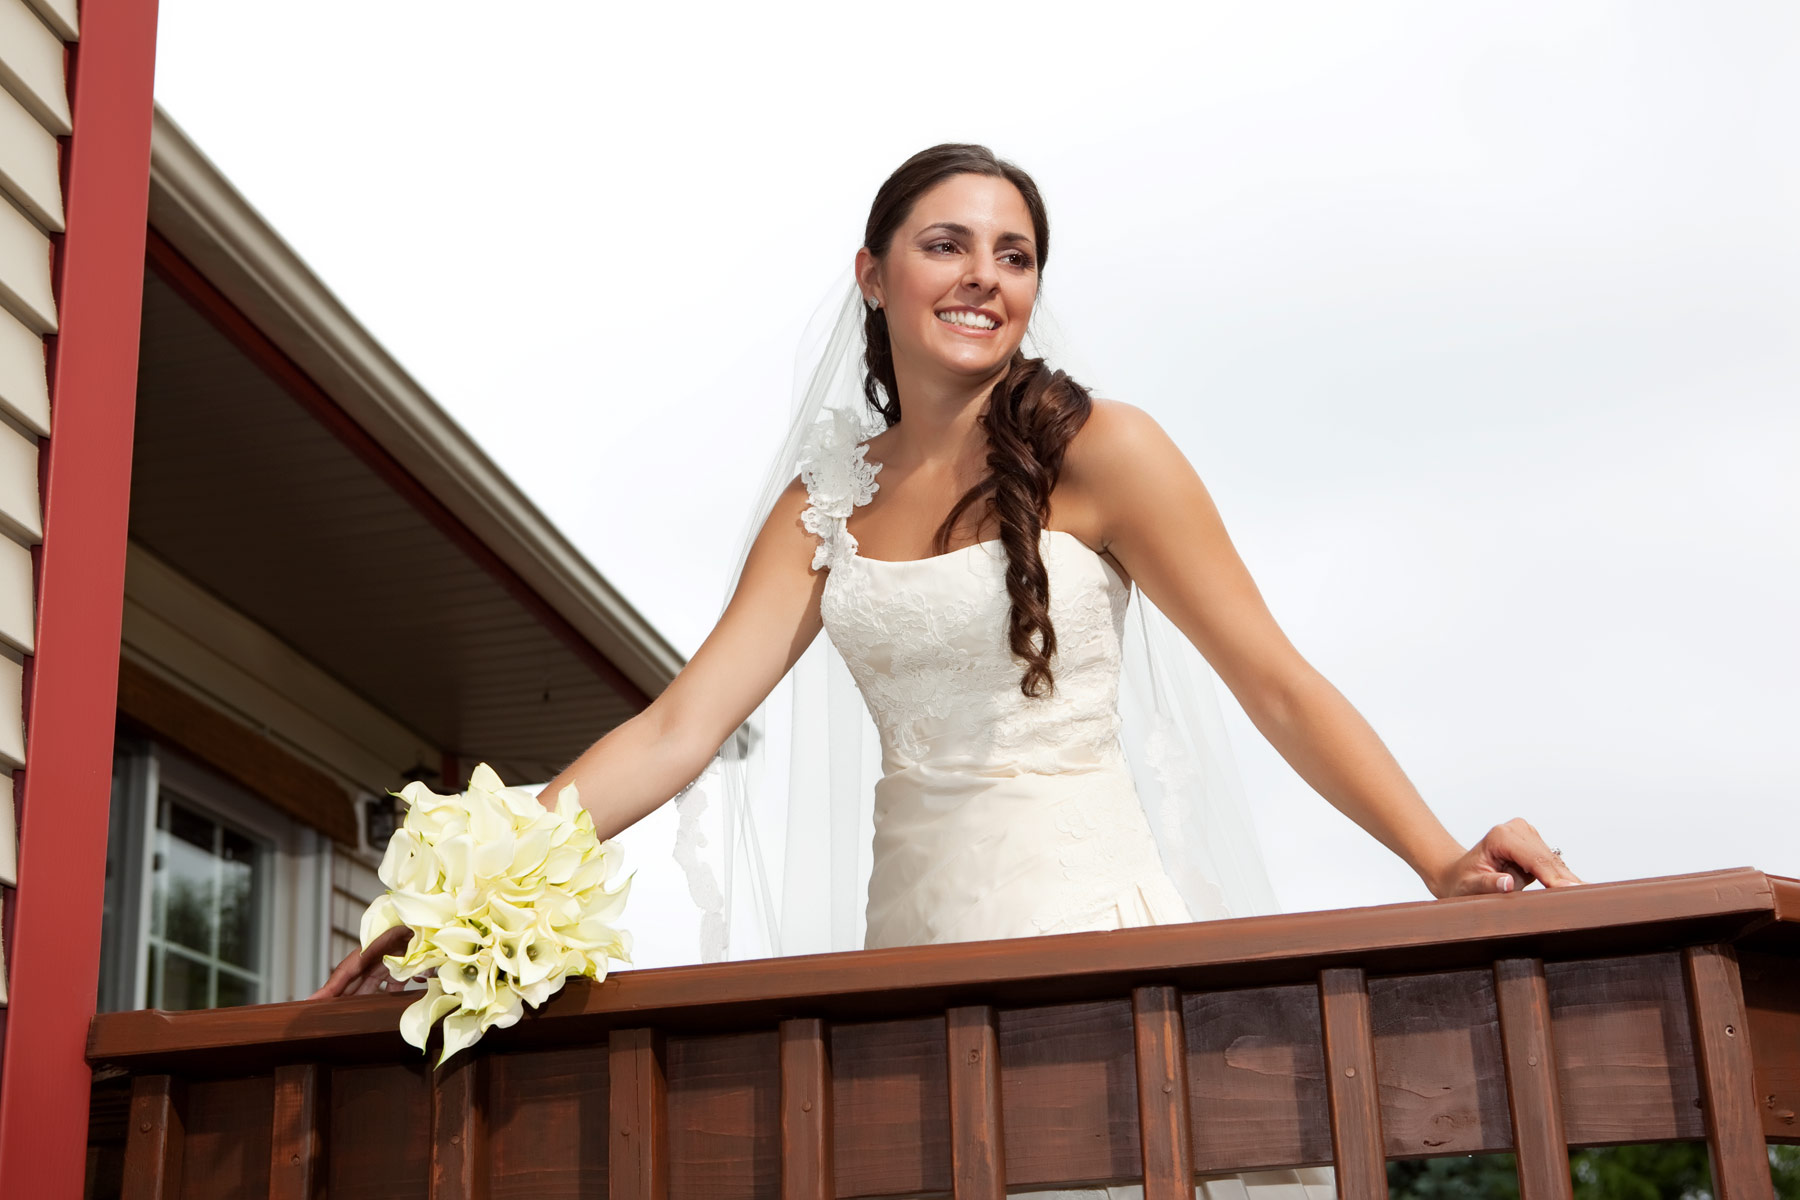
[{"left": 857, "top": 172, "right": 1041, "bottom": 391}]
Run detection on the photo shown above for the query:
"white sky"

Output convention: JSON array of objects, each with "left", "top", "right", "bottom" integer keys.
[{"left": 152, "top": 2, "right": 1798, "bottom": 965}]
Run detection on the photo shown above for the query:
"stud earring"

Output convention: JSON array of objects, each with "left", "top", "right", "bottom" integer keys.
[{"left": 865, "top": 296, "right": 881, "bottom": 311}]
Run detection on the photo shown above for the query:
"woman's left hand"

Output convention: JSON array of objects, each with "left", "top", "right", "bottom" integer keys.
[{"left": 1431, "top": 818, "right": 1584, "bottom": 898}]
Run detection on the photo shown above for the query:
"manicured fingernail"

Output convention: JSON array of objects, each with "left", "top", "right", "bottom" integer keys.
[{"left": 1499, "top": 876, "right": 1513, "bottom": 893}]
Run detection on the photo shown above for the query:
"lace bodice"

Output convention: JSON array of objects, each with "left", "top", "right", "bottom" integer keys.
[{"left": 798, "top": 407, "right": 1133, "bottom": 777}]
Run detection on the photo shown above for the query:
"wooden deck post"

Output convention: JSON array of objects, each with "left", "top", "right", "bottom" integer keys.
[
  {"left": 609, "top": 1027, "right": 669, "bottom": 1200},
  {"left": 946, "top": 1005, "right": 1006, "bottom": 1200},
  {"left": 270, "top": 1063, "right": 329, "bottom": 1200},
  {"left": 1133, "top": 986, "right": 1194, "bottom": 1199},
  {"left": 1319, "top": 967, "right": 1387, "bottom": 1200},
  {"left": 780, "top": 1018, "right": 834, "bottom": 1200},
  {"left": 431, "top": 1054, "right": 490, "bottom": 1200},
  {"left": 121, "top": 1075, "right": 186, "bottom": 1200},
  {"left": 1683, "top": 944, "right": 1775, "bottom": 1200},
  {"left": 1493, "top": 958, "right": 1573, "bottom": 1200}
]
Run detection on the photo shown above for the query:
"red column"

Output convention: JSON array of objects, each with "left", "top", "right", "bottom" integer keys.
[{"left": 0, "top": 0, "right": 160, "bottom": 1194}]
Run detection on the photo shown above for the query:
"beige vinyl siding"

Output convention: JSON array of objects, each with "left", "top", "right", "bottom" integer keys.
[
  {"left": 0, "top": 0, "right": 70, "bottom": 137},
  {"left": 22, "top": 0, "right": 75, "bottom": 43},
  {"left": 0, "top": 0, "right": 70, "bottom": 1006},
  {"left": 331, "top": 853, "right": 384, "bottom": 969},
  {"left": 0, "top": 305, "right": 48, "bottom": 434}
]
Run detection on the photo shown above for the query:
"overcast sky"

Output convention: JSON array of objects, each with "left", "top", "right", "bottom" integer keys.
[{"left": 152, "top": 2, "right": 1798, "bottom": 965}]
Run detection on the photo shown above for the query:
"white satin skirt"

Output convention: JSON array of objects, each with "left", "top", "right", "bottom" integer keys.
[{"left": 862, "top": 759, "right": 1338, "bottom": 1200}]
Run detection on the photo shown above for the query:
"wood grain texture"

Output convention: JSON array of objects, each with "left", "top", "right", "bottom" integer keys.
[
  {"left": 1369, "top": 969, "right": 1510, "bottom": 1157},
  {"left": 1493, "top": 959, "right": 1573, "bottom": 1200},
  {"left": 121, "top": 1075, "right": 184, "bottom": 1200},
  {"left": 665, "top": 1030, "right": 778, "bottom": 1200},
  {"left": 181, "top": 1075, "right": 274, "bottom": 1200},
  {"left": 271, "top": 1063, "right": 329, "bottom": 1200},
  {"left": 1320, "top": 968, "right": 1387, "bottom": 1200},
  {"left": 779, "top": 1019, "right": 832, "bottom": 1200},
  {"left": 831, "top": 1016, "right": 950, "bottom": 1198},
  {"left": 488, "top": 1044, "right": 609, "bottom": 1199},
  {"left": 1133, "top": 986, "right": 1193, "bottom": 1200},
  {"left": 86, "top": 870, "right": 1789, "bottom": 1071},
  {"left": 1683, "top": 944, "right": 1775, "bottom": 1200},
  {"left": 1184, "top": 984, "right": 1330, "bottom": 1172},
  {"left": 1739, "top": 949, "right": 1800, "bottom": 1142},
  {"left": 1546, "top": 953, "right": 1703, "bottom": 1146},
  {"left": 431, "top": 1054, "right": 490, "bottom": 1200},
  {"left": 946, "top": 1006, "right": 1005, "bottom": 1200},
  {"left": 999, "top": 999, "right": 1138, "bottom": 1187},
  {"left": 329, "top": 1062, "right": 432, "bottom": 1200},
  {"left": 609, "top": 1027, "right": 669, "bottom": 1200}
]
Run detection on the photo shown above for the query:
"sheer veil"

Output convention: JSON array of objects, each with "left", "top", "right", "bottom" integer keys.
[{"left": 671, "top": 269, "right": 1278, "bottom": 963}]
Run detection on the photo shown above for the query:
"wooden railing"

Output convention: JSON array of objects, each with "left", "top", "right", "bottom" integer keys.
[{"left": 86, "top": 868, "right": 1798, "bottom": 1199}]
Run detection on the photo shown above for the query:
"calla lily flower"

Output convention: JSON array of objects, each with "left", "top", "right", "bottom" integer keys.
[{"left": 357, "top": 765, "right": 630, "bottom": 1067}]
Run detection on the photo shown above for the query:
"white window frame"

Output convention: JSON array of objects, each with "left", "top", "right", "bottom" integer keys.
[{"left": 101, "top": 735, "right": 332, "bottom": 1011}]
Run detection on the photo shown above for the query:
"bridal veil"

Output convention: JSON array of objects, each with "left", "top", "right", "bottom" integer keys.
[{"left": 671, "top": 270, "right": 1279, "bottom": 962}]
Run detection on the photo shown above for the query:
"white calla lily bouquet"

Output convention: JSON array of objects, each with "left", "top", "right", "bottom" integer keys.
[{"left": 359, "top": 763, "right": 632, "bottom": 1065}]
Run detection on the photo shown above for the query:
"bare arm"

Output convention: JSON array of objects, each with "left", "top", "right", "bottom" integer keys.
[
  {"left": 536, "top": 476, "right": 827, "bottom": 839},
  {"left": 1065, "top": 400, "right": 1581, "bottom": 899},
  {"left": 311, "top": 478, "right": 825, "bottom": 996}
]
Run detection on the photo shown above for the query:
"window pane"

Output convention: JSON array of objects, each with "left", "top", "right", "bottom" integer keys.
[
  {"left": 214, "top": 969, "right": 258, "bottom": 1008},
  {"left": 157, "top": 946, "right": 212, "bottom": 1011},
  {"left": 217, "top": 828, "right": 260, "bottom": 969},
  {"left": 154, "top": 796, "right": 217, "bottom": 955}
]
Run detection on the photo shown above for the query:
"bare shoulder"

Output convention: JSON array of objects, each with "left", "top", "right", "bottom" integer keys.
[{"left": 1063, "top": 398, "right": 1184, "bottom": 484}]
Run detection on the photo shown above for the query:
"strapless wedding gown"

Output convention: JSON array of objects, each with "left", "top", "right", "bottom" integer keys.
[{"left": 803, "top": 441, "right": 1335, "bottom": 1200}]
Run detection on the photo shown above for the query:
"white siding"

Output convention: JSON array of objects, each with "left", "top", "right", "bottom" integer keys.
[{"left": 0, "top": 0, "right": 70, "bottom": 1008}]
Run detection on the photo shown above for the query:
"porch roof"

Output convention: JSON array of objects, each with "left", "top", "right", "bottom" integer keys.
[{"left": 130, "top": 106, "right": 682, "bottom": 788}]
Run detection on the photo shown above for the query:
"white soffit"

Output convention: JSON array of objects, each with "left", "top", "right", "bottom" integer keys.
[{"left": 145, "top": 105, "right": 684, "bottom": 700}]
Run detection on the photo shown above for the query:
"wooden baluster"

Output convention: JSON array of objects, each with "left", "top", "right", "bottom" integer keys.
[
  {"left": 121, "top": 1075, "right": 185, "bottom": 1200},
  {"left": 945, "top": 1006, "right": 1005, "bottom": 1200},
  {"left": 432, "top": 1054, "right": 490, "bottom": 1199},
  {"left": 1132, "top": 986, "right": 1194, "bottom": 1200},
  {"left": 1683, "top": 944, "right": 1776, "bottom": 1200},
  {"left": 1493, "top": 958, "right": 1574, "bottom": 1200},
  {"left": 609, "top": 1027, "right": 669, "bottom": 1200},
  {"left": 270, "top": 1063, "right": 330, "bottom": 1200},
  {"left": 780, "top": 1018, "right": 835, "bottom": 1200},
  {"left": 1319, "top": 967, "right": 1387, "bottom": 1200}
]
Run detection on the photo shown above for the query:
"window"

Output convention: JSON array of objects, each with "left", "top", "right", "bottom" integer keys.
[{"left": 99, "top": 733, "right": 332, "bottom": 1012}]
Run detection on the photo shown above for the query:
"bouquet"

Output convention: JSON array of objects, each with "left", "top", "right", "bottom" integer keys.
[{"left": 358, "top": 763, "right": 632, "bottom": 1065}]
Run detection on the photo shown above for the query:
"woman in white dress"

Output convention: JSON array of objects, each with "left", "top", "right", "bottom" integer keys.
[{"left": 318, "top": 143, "right": 1580, "bottom": 1192}]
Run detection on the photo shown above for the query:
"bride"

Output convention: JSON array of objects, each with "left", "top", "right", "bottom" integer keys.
[{"left": 317, "top": 142, "right": 1580, "bottom": 1188}]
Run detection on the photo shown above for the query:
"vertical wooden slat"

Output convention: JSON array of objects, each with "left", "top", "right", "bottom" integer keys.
[
  {"left": 1683, "top": 944, "right": 1776, "bottom": 1200},
  {"left": 945, "top": 1005, "right": 1005, "bottom": 1200},
  {"left": 780, "top": 1018, "right": 834, "bottom": 1200},
  {"left": 1319, "top": 967, "right": 1387, "bottom": 1200},
  {"left": 1494, "top": 959, "right": 1573, "bottom": 1200},
  {"left": 121, "top": 1074, "right": 185, "bottom": 1200},
  {"left": 1133, "top": 986, "right": 1193, "bottom": 1199},
  {"left": 610, "top": 1027, "right": 669, "bottom": 1200},
  {"left": 271, "top": 1063, "right": 329, "bottom": 1200},
  {"left": 431, "top": 1054, "right": 490, "bottom": 1200}
]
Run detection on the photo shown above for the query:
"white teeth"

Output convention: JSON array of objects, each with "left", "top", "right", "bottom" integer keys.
[{"left": 937, "top": 310, "right": 997, "bottom": 330}]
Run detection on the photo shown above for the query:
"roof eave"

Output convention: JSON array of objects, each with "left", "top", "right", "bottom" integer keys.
[{"left": 144, "top": 103, "right": 685, "bottom": 700}]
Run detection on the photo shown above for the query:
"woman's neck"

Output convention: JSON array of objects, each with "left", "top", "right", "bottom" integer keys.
[{"left": 885, "top": 360, "right": 1008, "bottom": 467}]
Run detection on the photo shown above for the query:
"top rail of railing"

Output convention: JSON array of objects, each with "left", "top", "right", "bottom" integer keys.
[{"left": 87, "top": 867, "right": 1796, "bottom": 1076}]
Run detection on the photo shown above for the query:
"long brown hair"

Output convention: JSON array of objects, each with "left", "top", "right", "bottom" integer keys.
[{"left": 861, "top": 143, "right": 1094, "bottom": 698}]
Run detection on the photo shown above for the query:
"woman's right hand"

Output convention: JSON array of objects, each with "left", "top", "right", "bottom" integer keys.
[{"left": 308, "top": 925, "right": 415, "bottom": 999}]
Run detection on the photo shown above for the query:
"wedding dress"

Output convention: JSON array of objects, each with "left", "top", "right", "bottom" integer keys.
[{"left": 802, "top": 432, "right": 1337, "bottom": 1200}]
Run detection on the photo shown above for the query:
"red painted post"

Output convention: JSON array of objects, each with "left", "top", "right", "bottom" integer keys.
[{"left": 0, "top": 0, "right": 161, "bottom": 1194}]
